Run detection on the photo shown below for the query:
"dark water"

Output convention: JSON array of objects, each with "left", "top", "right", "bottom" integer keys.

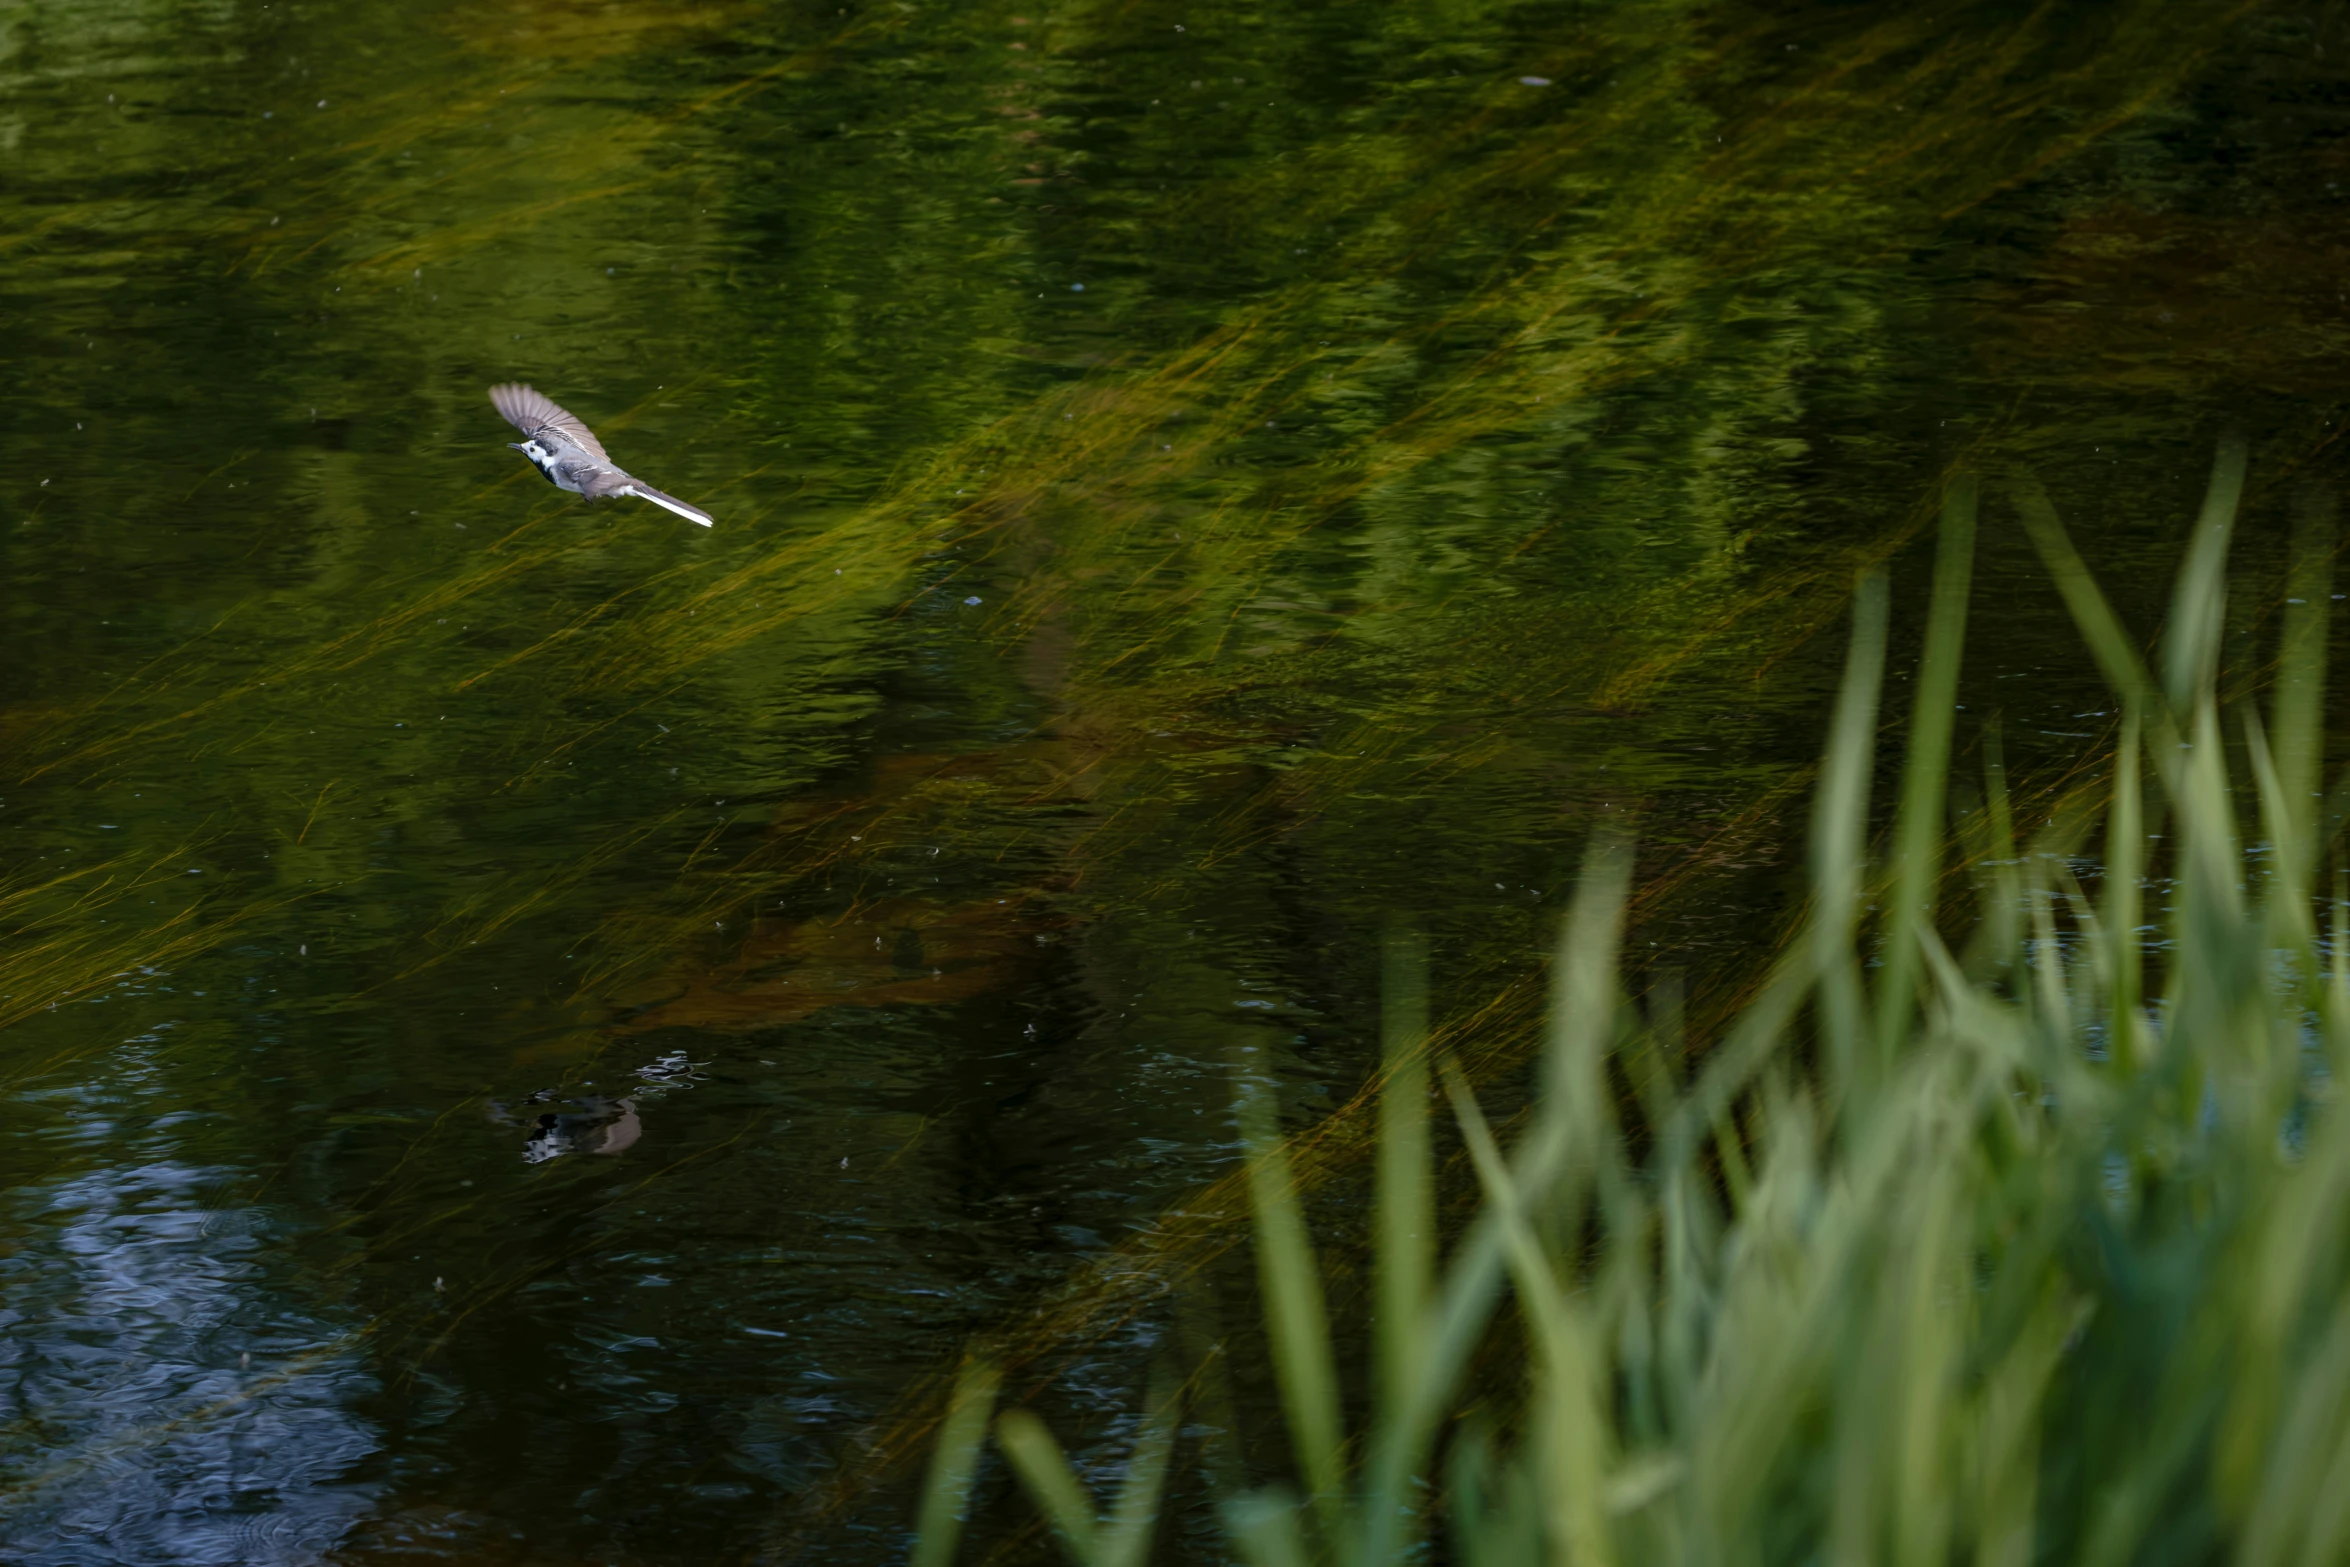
[{"left": 3, "top": 0, "right": 2346, "bottom": 1560}]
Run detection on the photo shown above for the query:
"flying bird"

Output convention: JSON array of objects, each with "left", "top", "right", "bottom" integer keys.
[{"left": 489, "top": 383, "right": 713, "bottom": 527}]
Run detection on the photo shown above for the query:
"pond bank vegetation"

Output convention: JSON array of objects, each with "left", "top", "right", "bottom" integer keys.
[{"left": 905, "top": 446, "right": 2350, "bottom": 1565}]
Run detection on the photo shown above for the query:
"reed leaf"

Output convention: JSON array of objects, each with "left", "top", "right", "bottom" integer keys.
[
  {"left": 1810, "top": 570, "right": 1890, "bottom": 1107},
  {"left": 995, "top": 1410, "right": 1104, "bottom": 1565},
  {"left": 1240, "top": 1076, "right": 1348, "bottom": 1549},
  {"left": 1374, "top": 930, "right": 1433, "bottom": 1429},
  {"left": 918, "top": 444, "right": 2350, "bottom": 1567},
  {"left": 910, "top": 1358, "right": 1000, "bottom": 1567},
  {"left": 2162, "top": 435, "right": 2250, "bottom": 713},
  {"left": 1875, "top": 473, "right": 1977, "bottom": 1063}
]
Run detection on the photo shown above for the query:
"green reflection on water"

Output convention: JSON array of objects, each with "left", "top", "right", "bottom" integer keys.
[{"left": 0, "top": 0, "right": 2338, "bottom": 1559}]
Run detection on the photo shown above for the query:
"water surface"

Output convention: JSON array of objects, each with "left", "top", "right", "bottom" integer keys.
[{"left": 3, "top": 1, "right": 2346, "bottom": 1561}]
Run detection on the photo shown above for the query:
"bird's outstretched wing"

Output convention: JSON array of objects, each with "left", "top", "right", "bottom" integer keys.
[{"left": 488, "top": 383, "right": 610, "bottom": 463}]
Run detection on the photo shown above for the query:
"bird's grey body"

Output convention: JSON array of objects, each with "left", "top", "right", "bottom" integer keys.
[{"left": 489, "top": 383, "right": 713, "bottom": 527}]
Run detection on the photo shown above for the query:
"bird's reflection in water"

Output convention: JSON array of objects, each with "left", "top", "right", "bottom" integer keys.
[
  {"left": 519, "top": 1096, "right": 642, "bottom": 1164},
  {"left": 490, "top": 1051, "right": 705, "bottom": 1163}
]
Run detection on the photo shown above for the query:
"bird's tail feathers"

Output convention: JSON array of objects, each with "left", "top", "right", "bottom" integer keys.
[{"left": 623, "top": 483, "right": 714, "bottom": 527}]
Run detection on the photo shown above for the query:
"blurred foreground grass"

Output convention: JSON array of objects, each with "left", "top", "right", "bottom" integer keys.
[{"left": 907, "top": 444, "right": 2350, "bottom": 1566}]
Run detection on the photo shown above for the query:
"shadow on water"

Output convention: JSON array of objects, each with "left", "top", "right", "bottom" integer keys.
[{"left": 2, "top": 0, "right": 2347, "bottom": 1560}]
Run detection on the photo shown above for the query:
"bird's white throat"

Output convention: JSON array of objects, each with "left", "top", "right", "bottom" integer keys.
[{"left": 514, "top": 438, "right": 578, "bottom": 491}]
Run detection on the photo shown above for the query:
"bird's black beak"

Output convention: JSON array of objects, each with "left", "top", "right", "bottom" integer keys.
[{"left": 508, "top": 442, "right": 527, "bottom": 452}]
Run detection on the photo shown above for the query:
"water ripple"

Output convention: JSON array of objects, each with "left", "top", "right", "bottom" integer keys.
[{"left": 0, "top": 1161, "right": 377, "bottom": 1565}]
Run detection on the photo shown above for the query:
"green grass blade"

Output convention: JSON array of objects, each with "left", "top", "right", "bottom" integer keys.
[
  {"left": 1354, "top": 836, "right": 1632, "bottom": 1567},
  {"left": 1353, "top": 1211, "right": 1509, "bottom": 1567},
  {"left": 2220, "top": 864, "right": 2350, "bottom": 1518},
  {"left": 2332, "top": 869, "right": 2350, "bottom": 1073},
  {"left": 2104, "top": 704, "right": 2145, "bottom": 1070},
  {"left": 1224, "top": 1492, "right": 1315, "bottom": 1567},
  {"left": 1240, "top": 1081, "right": 1348, "bottom": 1545},
  {"left": 1658, "top": 942, "right": 1810, "bottom": 1176},
  {"left": 2161, "top": 435, "right": 2249, "bottom": 712},
  {"left": 2024, "top": 858, "right": 2069, "bottom": 1049},
  {"left": 1963, "top": 719, "right": 2023, "bottom": 991},
  {"left": 1443, "top": 1059, "right": 1615, "bottom": 1567},
  {"left": 2049, "top": 855, "right": 2109, "bottom": 1011},
  {"left": 1376, "top": 928, "right": 1434, "bottom": 1428},
  {"left": 1632, "top": 970, "right": 1688, "bottom": 1134},
  {"left": 997, "top": 1409, "right": 1103, "bottom": 1566},
  {"left": 1812, "top": 570, "right": 1890, "bottom": 1105},
  {"left": 911, "top": 1358, "right": 1002, "bottom": 1567},
  {"left": 1710, "top": 1099, "right": 1755, "bottom": 1213},
  {"left": 2241, "top": 1296, "right": 2350, "bottom": 1567},
  {"left": 904, "top": 453, "right": 2350, "bottom": 1567},
  {"left": 1544, "top": 830, "right": 1636, "bottom": 1126},
  {"left": 2007, "top": 471, "right": 2164, "bottom": 726},
  {"left": 1175, "top": 1280, "right": 1249, "bottom": 1501},
  {"left": 1973, "top": 1293, "right": 2085, "bottom": 1567},
  {"left": 2175, "top": 697, "right": 2247, "bottom": 957},
  {"left": 1445, "top": 1430, "right": 1515, "bottom": 1567},
  {"left": 2272, "top": 485, "right": 2335, "bottom": 879},
  {"left": 1876, "top": 473, "right": 1978, "bottom": 1059},
  {"left": 2246, "top": 705, "right": 2314, "bottom": 959}
]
